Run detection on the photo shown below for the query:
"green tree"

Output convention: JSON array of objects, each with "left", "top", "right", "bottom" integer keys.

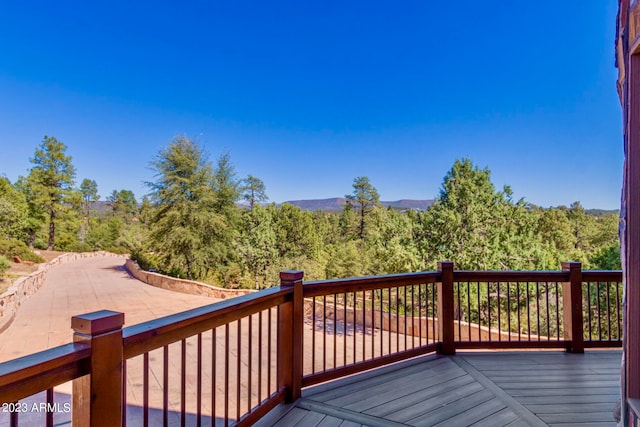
[
  {"left": 27, "top": 136, "right": 76, "bottom": 250},
  {"left": 242, "top": 175, "right": 268, "bottom": 210},
  {"left": 419, "top": 158, "right": 549, "bottom": 270},
  {"left": 147, "top": 136, "right": 228, "bottom": 280},
  {"left": 139, "top": 196, "right": 153, "bottom": 224},
  {"left": 536, "top": 207, "right": 574, "bottom": 255},
  {"left": 271, "top": 203, "right": 321, "bottom": 260},
  {"left": 54, "top": 189, "right": 84, "bottom": 251},
  {"left": 86, "top": 216, "right": 123, "bottom": 250},
  {"left": 212, "top": 152, "right": 241, "bottom": 212},
  {"left": 420, "top": 159, "right": 501, "bottom": 270},
  {"left": 80, "top": 179, "right": 99, "bottom": 217},
  {"left": 590, "top": 242, "right": 621, "bottom": 270},
  {"left": 368, "top": 207, "right": 422, "bottom": 274},
  {"left": 78, "top": 179, "right": 99, "bottom": 242},
  {"left": 0, "top": 177, "right": 28, "bottom": 240},
  {"left": 325, "top": 241, "right": 365, "bottom": 278},
  {"left": 14, "top": 176, "right": 46, "bottom": 249},
  {"left": 237, "top": 205, "right": 277, "bottom": 289},
  {"left": 108, "top": 189, "right": 138, "bottom": 223},
  {"left": 567, "top": 201, "right": 597, "bottom": 254},
  {"left": 211, "top": 152, "right": 242, "bottom": 278},
  {"left": 345, "top": 176, "right": 381, "bottom": 240}
]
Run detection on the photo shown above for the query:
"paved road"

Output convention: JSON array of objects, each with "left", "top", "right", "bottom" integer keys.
[{"left": 0, "top": 255, "right": 220, "bottom": 363}]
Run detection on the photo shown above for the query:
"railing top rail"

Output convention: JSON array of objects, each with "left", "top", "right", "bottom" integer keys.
[
  {"left": 0, "top": 342, "right": 90, "bottom": 403},
  {"left": 582, "top": 270, "right": 623, "bottom": 281},
  {"left": 454, "top": 269, "right": 622, "bottom": 283},
  {"left": 454, "top": 270, "right": 569, "bottom": 282},
  {"left": 302, "top": 268, "right": 624, "bottom": 297},
  {"left": 303, "top": 270, "right": 440, "bottom": 297},
  {"left": 123, "top": 285, "right": 291, "bottom": 359}
]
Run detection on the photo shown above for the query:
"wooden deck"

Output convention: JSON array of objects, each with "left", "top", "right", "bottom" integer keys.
[{"left": 258, "top": 350, "right": 621, "bottom": 427}]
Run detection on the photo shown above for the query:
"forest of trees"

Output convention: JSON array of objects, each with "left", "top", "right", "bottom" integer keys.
[{"left": 0, "top": 135, "right": 621, "bottom": 285}]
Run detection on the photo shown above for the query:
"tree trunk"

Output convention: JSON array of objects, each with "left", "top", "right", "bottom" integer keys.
[
  {"left": 359, "top": 204, "right": 365, "bottom": 240},
  {"left": 28, "top": 229, "right": 35, "bottom": 249},
  {"left": 47, "top": 209, "right": 55, "bottom": 250},
  {"left": 185, "top": 257, "right": 193, "bottom": 280}
]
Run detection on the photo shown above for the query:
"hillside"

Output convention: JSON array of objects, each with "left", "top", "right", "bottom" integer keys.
[{"left": 282, "top": 198, "right": 434, "bottom": 212}]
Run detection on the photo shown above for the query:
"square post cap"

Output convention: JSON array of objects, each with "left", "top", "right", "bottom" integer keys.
[{"left": 72, "top": 310, "right": 125, "bottom": 335}]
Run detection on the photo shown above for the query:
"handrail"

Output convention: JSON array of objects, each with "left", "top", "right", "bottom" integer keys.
[
  {"left": 453, "top": 270, "right": 569, "bottom": 282},
  {"left": 582, "top": 270, "right": 623, "bottom": 281},
  {"left": 303, "top": 270, "right": 624, "bottom": 296},
  {"left": 0, "top": 342, "right": 90, "bottom": 403},
  {"left": 123, "top": 286, "right": 290, "bottom": 358},
  {"left": 303, "top": 271, "right": 439, "bottom": 297}
]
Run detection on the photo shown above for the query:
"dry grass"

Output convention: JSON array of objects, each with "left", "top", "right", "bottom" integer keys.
[
  {"left": 5, "top": 250, "right": 64, "bottom": 277},
  {"left": 1, "top": 250, "right": 65, "bottom": 295}
]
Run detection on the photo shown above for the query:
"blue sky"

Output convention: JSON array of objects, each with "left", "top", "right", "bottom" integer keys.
[{"left": 0, "top": 1, "right": 623, "bottom": 209}]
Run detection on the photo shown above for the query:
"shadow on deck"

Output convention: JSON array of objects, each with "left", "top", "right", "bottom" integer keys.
[{"left": 259, "top": 350, "right": 621, "bottom": 427}]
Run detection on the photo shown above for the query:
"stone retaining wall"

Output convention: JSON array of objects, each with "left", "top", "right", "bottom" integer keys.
[
  {"left": 0, "top": 251, "right": 124, "bottom": 333},
  {"left": 124, "top": 259, "right": 255, "bottom": 299},
  {"left": 306, "top": 300, "right": 521, "bottom": 341}
]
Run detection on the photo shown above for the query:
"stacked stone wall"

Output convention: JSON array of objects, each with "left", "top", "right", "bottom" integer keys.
[{"left": 124, "top": 259, "right": 255, "bottom": 299}]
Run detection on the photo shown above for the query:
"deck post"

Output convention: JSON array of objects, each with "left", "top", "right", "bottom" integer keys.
[
  {"left": 71, "top": 310, "right": 125, "bottom": 427},
  {"left": 562, "top": 262, "right": 584, "bottom": 353},
  {"left": 437, "top": 261, "right": 455, "bottom": 355},
  {"left": 278, "top": 270, "right": 304, "bottom": 402}
]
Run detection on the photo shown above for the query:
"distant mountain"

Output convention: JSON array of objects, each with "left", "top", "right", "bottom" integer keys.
[
  {"left": 282, "top": 198, "right": 434, "bottom": 212},
  {"left": 585, "top": 208, "right": 620, "bottom": 217},
  {"left": 89, "top": 201, "right": 112, "bottom": 214},
  {"left": 383, "top": 199, "right": 435, "bottom": 210},
  {"left": 283, "top": 198, "right": 347, "bottom": 211}
]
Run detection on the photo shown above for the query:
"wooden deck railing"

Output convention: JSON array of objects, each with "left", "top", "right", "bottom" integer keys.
[{"left": 0, "top": 262, "right": 623, "bottom": 426}]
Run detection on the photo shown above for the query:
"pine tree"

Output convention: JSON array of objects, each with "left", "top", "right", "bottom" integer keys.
[
  {"left": 27, "top": 136, "right": 76, "bottom": 250},
  {"left": 345, "top": 176, "right": 381, "bottom": 240},
  {"left": 241, "top": 175, "right": 268, "bottom": 210},
  {"left": 148, "top": 136, "right": 237, "bottom": 279}
]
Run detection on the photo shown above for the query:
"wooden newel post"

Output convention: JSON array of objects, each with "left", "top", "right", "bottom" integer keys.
[
  {"left": 72, "top": 310, "right": 125, "bottom": 427},
  {"left": 437, "top": 261, "right": 455, "bottom": 355},
  {"left": 278, "top": 270, "right": 304, "bottom": 403},
  {"left": 561, "top": 262, "right": 584, "bottom": 353}
]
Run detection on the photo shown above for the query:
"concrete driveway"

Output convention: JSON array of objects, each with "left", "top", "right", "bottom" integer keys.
[{"left": 0, "top": 255, "right": 219, "bottom": 363}]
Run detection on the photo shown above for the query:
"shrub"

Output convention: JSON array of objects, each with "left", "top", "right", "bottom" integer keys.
[
  {"left": 0, "top": 239, "right": 44, "bottom": 263},
  {"left": 166, "top": 267, "right": 187, "bottom": 279},
  {"left": 0, "top": 255, "right": 9, "bottom": 277},
  {"left": 590, "top": 243, "right": 622, "bottom": 270},
  {"left": 130, "top": 249, "right": 160, "bottom": 272},
  {"left": 104, "top": 246, "right": 130, "bottom": 255},
  {"left": 66, "top": 242, "right": 93, "bottom": 253}
]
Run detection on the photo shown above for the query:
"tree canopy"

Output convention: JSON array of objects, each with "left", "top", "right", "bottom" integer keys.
[{"left": 0, "top": 138, "right": 620, "bottom": 289}]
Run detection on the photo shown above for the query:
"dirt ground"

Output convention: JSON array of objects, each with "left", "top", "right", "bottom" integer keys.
[{"left": 0, "top": 250, "right": 65, "bottom": 294}]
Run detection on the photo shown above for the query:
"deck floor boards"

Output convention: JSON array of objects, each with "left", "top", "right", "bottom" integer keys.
[
  {"left": 369, "top": 378, "right": 483, "bottom": 421},
  {"left": 260, "top": 350, "right": 621, "bottom": 426}
]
